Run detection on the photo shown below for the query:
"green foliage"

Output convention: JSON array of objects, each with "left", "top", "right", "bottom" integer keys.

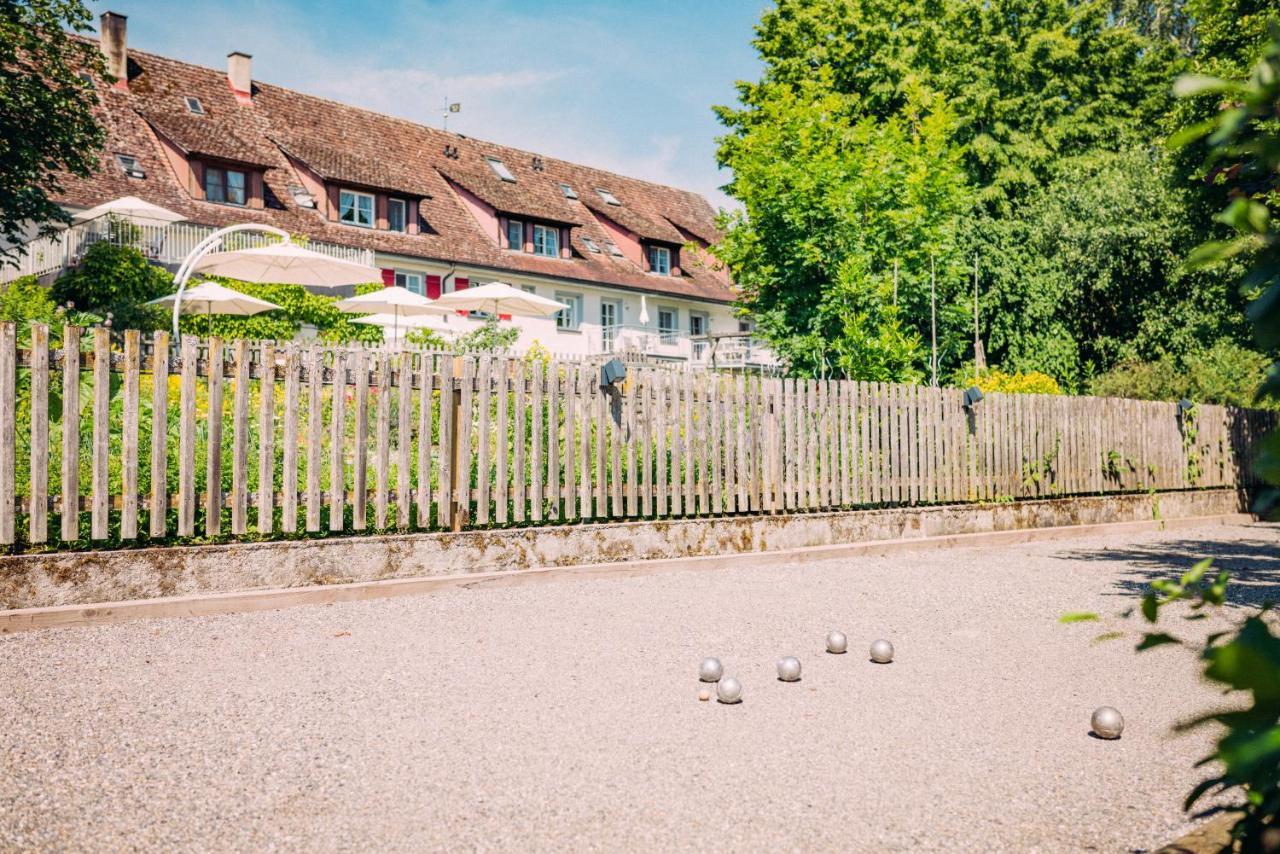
[
  {"left": 952, "top": 365, "right": 1063, "bottom": 395},
  {"left": 405, "top": 327, "right": 448, "bottom": 349},
  {"left": 453, "top": 316, "right": 520, "bottom": 353},
  {"left": 176, "top": 280, "right": 384, "bottom": 344},
  {"left": 713, "top": 74, "right": 964, "bottom": 378},
  {"left": 52, "top": 241, "right": 172, "bottom": 331},
  {"left": 0, "top": 275, "right": 60, "bottom": 326},
  {"left": 1088, "top": 340, "right": 1273, "bottom": 406},
  {"left": 0, "top": 0, "right": 107, "bottom": 261},
  {"left": 714, "top": 0, "right": 1270, "bottom": 386}
]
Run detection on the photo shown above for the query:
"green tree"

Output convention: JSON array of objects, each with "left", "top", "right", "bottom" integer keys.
[
  {"left": 713, "top": 75, "right": 966, "bottom": 379},
  {"left": 175, "top": 280, "right": 385, "bottom": 344},
  {"left": 0, "top": 0, "right": 107, "bottom": 260},
  {"left": 52, "top": 242, "right": 172, "bottom": 331}
]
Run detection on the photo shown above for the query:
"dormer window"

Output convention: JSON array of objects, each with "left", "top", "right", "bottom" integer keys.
[
  {"left": 505, "top": 218, "right": 524, "bottom": 251},
  {"left": 205, "top": 166, "right": 246, "bottom": 205},
  {"left": 387, "top": 198, "right": 407, "bottom": 232},
  {"left": 532, "top": 224, "right": 559, "bottom": 257},
  {"left": 596, "top": 188, "right": 621, "bottom": 206},
  {"left": 115, "top": 154, "right": 144, "bottom": 179},
  {"left": 647, "top": 245, "right": 671, "bottom": 275},
  {"left": 486, "top": 157, "right": 516, "bottom": 183},
  {"left": 339, "top": 189, "right": 374, "bottom": 228},
  {"left": 560, "top": 183, "right": 578, "bottom": 199},
  {"left": 184, "top": 96, "right": 205, "bottom": 115}
]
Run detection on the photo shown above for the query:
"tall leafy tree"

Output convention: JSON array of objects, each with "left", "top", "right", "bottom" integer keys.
[
  {"left": 714, "top": 76, "right": 968, "bottom": 378},
  {"left": 0, "top": 0, "right": 106, "bottom": 262}
]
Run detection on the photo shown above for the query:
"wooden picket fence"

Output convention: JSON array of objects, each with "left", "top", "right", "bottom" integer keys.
[{"left": 0, "top": 322, "right": 1272, "bottom": 549}]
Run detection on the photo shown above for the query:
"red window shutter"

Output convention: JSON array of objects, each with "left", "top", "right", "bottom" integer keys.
[
  {"left": 425, "top": 275, "right": 441, "bottom": 299},
  {"left": 381, "top": 268, "right": 395, "bottom": 287},
  {"left": 499, "top": 313, "right": 512, "bottom": 321},
  {"left": 454, "top": 277, "right": 469, "bottom": 316}
]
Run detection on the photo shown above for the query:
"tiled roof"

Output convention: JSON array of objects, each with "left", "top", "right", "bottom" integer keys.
[{"left": 52, "top": 40, "right": 735, "bottom": 304}]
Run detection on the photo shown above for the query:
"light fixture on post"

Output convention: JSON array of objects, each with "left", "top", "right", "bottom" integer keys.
[
  {"left": 963, "top": 386, "right": 984, "bottom": 409},
  {"left": 600, "top": 358, "right": 627, "bottom": 389},
  {"left": 1177, "top": 398, "right": 1194, "bottom": 416}
]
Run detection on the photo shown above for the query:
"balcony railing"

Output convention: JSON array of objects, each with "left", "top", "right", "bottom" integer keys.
[
  {"left": 0, "top": 217, "right": 374, "bottom": 284},
  {"left": 599, "top": 324, "right": 779, "bottom": 368}
]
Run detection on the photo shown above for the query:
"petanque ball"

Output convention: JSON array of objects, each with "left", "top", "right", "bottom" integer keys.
[
  {"left": 717, "top": 677, "right": 743, "bottom": 704},
  {"left": 826, "top": 631, "right": 848, "bottom": 654},
  {"left": 777, "top": 656, "right": 802, "bottom": 682},
  {"left": 870, "top": 639, "right": 894, "bottom": 664},
  {"left": 698, "top": 689, "right": 711, "bottom": 702},
  {"left": 1091, "top": 706, "right": 1124, "bottom": 739},
  {"left": 699, "top": 657, "right": 723, "bottom": 683}
]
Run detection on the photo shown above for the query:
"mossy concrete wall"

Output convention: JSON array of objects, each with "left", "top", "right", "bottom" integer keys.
[{"left": 0, "top": 488, "right": 1247, "bottom": 611}]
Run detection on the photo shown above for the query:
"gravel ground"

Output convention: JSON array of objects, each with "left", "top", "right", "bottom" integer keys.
[{"left": 2, "top": 521, "right": 1278, "bottom": 852}]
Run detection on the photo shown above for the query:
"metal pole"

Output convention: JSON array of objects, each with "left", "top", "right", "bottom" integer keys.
[
  {"left": 170, "top": 223, "right": 291, "bottom": 341},
  {"left": 893, "top": 259, "right": 899, "bottom": 306}
]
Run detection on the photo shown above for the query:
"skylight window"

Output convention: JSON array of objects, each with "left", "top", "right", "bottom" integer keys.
[
  {"left": 486, "top": 157, "right": 516, "bottom": 183},
  {"left": 581, "top": 237, "right": 600, "bottom": 253},
  {"left": 77, "top": 71, "right": 95, "bottom": 89},
  {"left": 596, "top": 188, "right": 621, "bottom": 206},
  {"left": 185, "top": 96, "right": 205, "bottom": 115},
  {"left": 560, "top": 183, "right": 578, "bottom": 200},
  {"left": 605, "top": 241, "right": 623, "bottom": 257},
  {"left": 115, "top": 154, "right": 145, "bottom": 179}
]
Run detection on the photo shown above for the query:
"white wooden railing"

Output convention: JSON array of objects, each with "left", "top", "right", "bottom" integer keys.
[{"left": 0, "top": 218, "right": 374, "bottom": 283}]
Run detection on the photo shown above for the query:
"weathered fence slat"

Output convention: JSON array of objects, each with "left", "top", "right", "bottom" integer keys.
[
  {"left": 352, "top": 350, "right": 369, "bottom": 531},
  {"left": 29, "top": 324, "right": 49, "bottom": 543},
  {"left": 257, "top": 342, "right": 275, "bottom": 534},
  {"left": 120, "top": 330, "right": 140, "bottom": 539},
  {"left": 230, "top": 339, "right": 249, "bottom": 536},
  {"left": 90, "top": 328, "right": 110, "bottom": 540},
  {"left": 177, "top": 335, "right": 196, "bottom": 536},
  {"left": 205, "top": 337, "right": 224, "bottom": 537},
  {"left": 281, "top": 346, "right": 299, "bottom": 533}
]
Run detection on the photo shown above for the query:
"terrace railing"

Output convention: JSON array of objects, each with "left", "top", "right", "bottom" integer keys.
[
  {"left": 0, "top": 323, "right": 1270, "bottom": 550},
  {"left": 0, "top": 218, "right": 374, "bottom": 283}
]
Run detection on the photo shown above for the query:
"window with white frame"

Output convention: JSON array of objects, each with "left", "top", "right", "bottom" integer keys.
[
  {"left": 647, "top": 245, "right": 671, "bottom": 275},
  {"left": 505, "top": 218, "right": 524, "bottom": 250},
  {"left": 387, "top": 198, "right": 407, "bottom": 232},
  {"left": 533, "top": 224, "right": 559, "bottom": 257},
  {"left": 658, "top": 308, "right": 678, "bottom": 342},
  {"left": 205, "top": 166, "right": 246, "bottom": 205},
  {"left": 554, "top": 291, "right": 583, "bottom": 331},
  {"left": 394, "top": 270, "right": 424, "bottom": 295},
  {"left": 339, "top": 189, "right": 375, "bottom": 228}
]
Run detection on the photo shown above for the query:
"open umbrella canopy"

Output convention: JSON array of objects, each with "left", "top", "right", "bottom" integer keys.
[
  {"left": 191, "top": 242, "right": 382, "bottom": 287},
  {"left": 429, "top": 281, "right": 567, "bottom": 317},
  {"left": 334, "top": 286, "right": 452, "bottom": 317},
  {"left": 146, "top": 281, "right": 281, "bottom": 316},
  {"left": 72, "top": 195, "right": 185, "bottom": 226}
]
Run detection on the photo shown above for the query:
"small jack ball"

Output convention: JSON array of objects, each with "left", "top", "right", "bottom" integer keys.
[
  {"left": 1091, "top": 706, "right": 1124, "bottom": 739},
  {"left": 717, "top": 677, "right": 743, "bottom": 704},
  {"left": 870, "top": 639, "right": 894, "bottom": 664},
  {"left": 698, "top": 658, "right": 723, "bottom": 683},
  {"left": 697, "top": 689, "right": 711, "bottom": 702},
  {"left": 777, "top": 656, "right": 802, "bottom": 682},
  {"left": 826, "top": 631, "right": 848, "bottom": 654}
]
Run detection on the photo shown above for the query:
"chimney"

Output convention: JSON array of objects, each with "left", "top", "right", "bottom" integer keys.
[
  {"left": 227, "top": 51, "right": 253, "bottom": 103},
  {"left": 100, "top": 11, "right": 128, "bottom": 89}
]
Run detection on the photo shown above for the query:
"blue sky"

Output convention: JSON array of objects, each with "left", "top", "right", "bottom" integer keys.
[{"left": 92, "top": 0, "right": 766, "bottom": 210}]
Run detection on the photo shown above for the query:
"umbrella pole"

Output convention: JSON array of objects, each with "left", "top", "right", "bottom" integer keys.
[{"left": 207, "top": 305, "right": 212, "bottom": 339}]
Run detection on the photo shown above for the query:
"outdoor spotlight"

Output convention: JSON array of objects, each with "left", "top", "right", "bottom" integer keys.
[
  {"left": 963, "top": 386, "right": 984, "bottom": 408},
  {"left": 600, "top": 358, "right": 627, "bottom": 388},
  {"left": 1177, "top": 398, "right": 1194, "bottom": 416}
]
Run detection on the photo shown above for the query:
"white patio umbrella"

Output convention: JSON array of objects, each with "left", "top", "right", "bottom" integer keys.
[
  {"left": 147, "top": 281, "right": 281, "bottom": 336},
  {"left": 334, "top": 285, "right": 451, "bottom": 338},
  {"left": 191, "top": 242, "right": 383, "bottom": 288},
  {"left": 72, "top": 195, "right": 186, "bottom": 226},
  {"left": 429, "top": 281, "right": 567, "bottom": 318},
  {"left": 639, "top": 294, "right": 651, "bottom": 325}
]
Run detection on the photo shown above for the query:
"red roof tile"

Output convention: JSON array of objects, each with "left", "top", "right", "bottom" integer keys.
[{"left": 51, "top": 41, "right": 735, "bottom": 304}]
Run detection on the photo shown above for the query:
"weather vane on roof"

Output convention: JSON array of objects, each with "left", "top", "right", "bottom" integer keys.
[{"left": 442, "top": 98, "right": 461, "bottom": 131}]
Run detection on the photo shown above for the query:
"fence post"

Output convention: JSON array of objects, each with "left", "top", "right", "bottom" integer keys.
[{"left": 449, "top": 355, "right": 465, "bottom": 532}]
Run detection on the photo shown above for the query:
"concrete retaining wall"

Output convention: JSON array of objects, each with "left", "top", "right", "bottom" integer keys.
[{"left": 0, "top": 488, "right": 1247, "bottom": 611}]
